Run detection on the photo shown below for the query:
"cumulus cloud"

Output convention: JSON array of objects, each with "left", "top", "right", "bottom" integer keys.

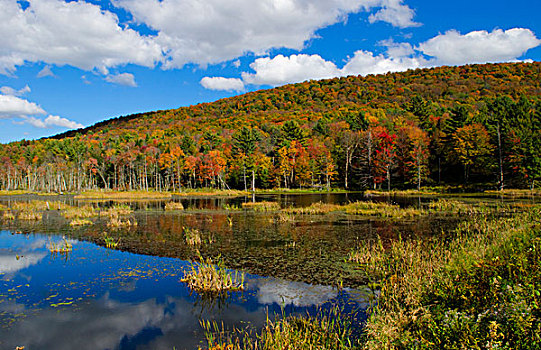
[
  {"left": 104, "top": 73, "right": 137, "bottom": 87},
  {"left": 114, "top": 0, "right": 419, "bottom": 69},
  {"left": 241, "top": 54, "right": 341, "bottom": 86},
  {"left": 200, "top": 77, "right": 245, "bottom": 91},
  {"left": 0, "top": 0, "right": 162, "bottom": 74},
  {"left": 202, "top": 27, "right": 540, "bottom": 90},
  {"left": 0, "top": 94, "right": 46, "bottom": 118},
  {"left": 0, "top": 90, "right": 82, "bottom": 130},
  {"left": 368, "top": 0, "right": 420, "bottom": 28},
  {"left": 21, "top": 115, "right": 84, "bottom": 129},
  {"left": 418, "top": 28, "right": 541, "bottom": 66}
]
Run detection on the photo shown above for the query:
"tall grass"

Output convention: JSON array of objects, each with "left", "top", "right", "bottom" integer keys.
[
  {"left": 200, "top": 307, "right": 360, "bottom": 350},
  {"left": 182, "top": 255, "right": 244, "bottom": 296},
  {"left": 165, "top": 201, "right": 185, "bottom": 210},
  {"left": 75, "top": 190, "right": 172, "bottom": 199},
  {"left": 352, "top": 208, "right": 541, "bottom": 349},
  {"left": 242, "top": 201, "right": 281, "bottom": 212}
]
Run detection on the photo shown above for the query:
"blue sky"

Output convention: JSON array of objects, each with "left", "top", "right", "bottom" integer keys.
[{"left": 1, "top": 0, "right": 540, "bottom": 143}]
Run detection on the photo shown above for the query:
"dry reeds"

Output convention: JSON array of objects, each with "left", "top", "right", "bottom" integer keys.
[
  {"left": 69, "top": 218, "right": 93, "bottom": 226},
  {"left": 242, "top": 201, "right": 280, "bottom": 211},
  {"left": 75, "top": 190, "right": 171, "bottom": 199},
  {"left": 165, "top": 201, "right": 185, "bottom": 211},
  {"left": 47, "top": 237, "right": 73, "bottom": 253}
]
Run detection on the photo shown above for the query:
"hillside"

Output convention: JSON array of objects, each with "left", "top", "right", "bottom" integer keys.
[{"left": 1, "top": 62, "right": 541, "bottom": 192}]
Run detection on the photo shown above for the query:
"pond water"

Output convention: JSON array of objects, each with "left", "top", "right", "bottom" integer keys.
[{"left": 0, "top": 193, "right": 471, "bottom": 349}]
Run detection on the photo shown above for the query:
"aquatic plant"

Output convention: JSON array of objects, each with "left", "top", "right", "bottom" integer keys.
[
  {"left": 242, "top": 201, "right": 280, "bottom": 212},
  {"left": 3, "top": 211, "right": 15, "bottom": 220},
  {"left": 102, "top": 232, "right": 121, "bottom": 249},
  {"left": 17, "top": 210, "right": 42, "bottom": 220},
  {"left": 106, "top": 214, "right": 137, "bottom": 228},
  {"left": 69, "top": 218, "right": 93, "bottom": 226},
  {"left": 47, "top": 237, "right": 73, "bottom": 253},
  {"left": 165, "top": 201, "right": 185, "bottom": 210},
  {"left": 181, "top": 255, "right": 244, "bottom": 295},
  {"left": 75, "top": 190, "right": 172, "bottom": 199},
  {"left": 276, "top": 212, "right": 295, "bottom": 223},
  {"left": 12, "top": 200, "right": 69, "bottom": 211},
  {"left": 283, "top": 202, "right": 340, "bottom": 215},
  {"left": 223, "top": 203, "right": 241, "bottom": 211},
  {"left": 183, "top": 227, "right": 202, "bottom": 246},
  {"left": 62, "top": 205, "right": 97, "bottom": 219},
  {"left": 101, "top": 204, "right": 133, "bottom": 217},
  {"left": 201, "top": 307, "right": 359, "bottom": 350}
]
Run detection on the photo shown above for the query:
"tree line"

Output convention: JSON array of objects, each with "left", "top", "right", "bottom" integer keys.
[{"left": 1, "top": 62, "right": 540, "bottom": 192}]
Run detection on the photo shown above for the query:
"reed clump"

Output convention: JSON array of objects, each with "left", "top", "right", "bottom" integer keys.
[
  {"left": 62, "top": 205, "right": 97, "bottom": 219},
  {"left": 106, "top": 213, "right": 137, "bottom": 228},
  {"left": 242, "top": 201, "right": 280, "bottom": 212},
  {"left": 102, "top": 232, "right": 121, "bottom": 249},
  {"left": 165, "top": 201, "right": 184, "bottom": 211},
  {"left": 47, "top": 237, "right": 73, "bottom": 253},
  {"left": 69, "top": 218, "right": 93, "bottom": 226},
  {"left": 18, "top": 210, "right": 42, "bottom": 220},
  {"left": 343, "top": 201, "right": 423, "bottom": 218},
  {"left": 182, "top": 255, "right": 244, "bottom": 296},
  {"left": 201, "top": 307, "right": 359, "bottom": 350},
  {"left": 101, "top": 204, "right": 133, "bottom": 217},
  {"left": 184, "top": 227, "right": 202, "bottom": 246},
  {"left": 283, "top": 202, "right": 341, "bottom": 215},
  {"left": 3, "top": 211, "right": 15, "bottom": 220}
]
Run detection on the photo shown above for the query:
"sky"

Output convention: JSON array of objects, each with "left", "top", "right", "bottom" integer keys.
[{"left": 0, "top": 0, "right": 540, "bottom": 143}]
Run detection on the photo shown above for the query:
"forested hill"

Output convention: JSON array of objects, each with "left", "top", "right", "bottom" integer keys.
[{"left": 2, "top": 62, "right": 541, "bottom": 192}]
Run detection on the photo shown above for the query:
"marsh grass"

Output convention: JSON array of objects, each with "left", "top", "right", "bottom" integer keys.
[
  {"left": 276, "top": 212, "right": 295, "bottom": 223},
  {"left": 173, "top": 189, "right": 249, "bottom": 197},
  {"left": 200, "top": 307, "right": 360, "bottom": 350},
  {"left": 12, "top": 200, "right": 69, "bottom": 211},
  {"left": 223, "top": 203, "right": 242, "bottom": 211},
  {"left": 365, "top": 189, "right": 439, "bottom": 196},
  {"left": 3, "top": 211, "right": 15, "bottom": 220},
  {"left": 69, "top": 218, "right": 93, "bottom": 226},
  {"left": 17, "top": 210, "right": 42, "bottom": 220},
  {"left": 485, "top": 188, "right": 541, "bottom": 197},
  {"left": 283, "top": 202, "right": 341, "bottom": 215},
  {"left": 47, "top": 237, "right": 73, "bottom": 253},
  {"left": 62, "top": 205, "right": 97, "bottom": 219},
  {"left": 242, "top": 201, "right": 280, "bottom": 212},
  {"left": 354, "top": 208, "right": 541, "bottom": 349},
  {"left": 106, "top": 213, "right": 137, "bottom": 228},
  {"left": 102, "top": 232, "right": 121, "bottom": 249},
  {"left": 281, "top": 201, "right": 423, "bottom": 218},
  {"left": 101, "top": 204, "right": 133, "bottom": 217},
  {"left": 181, "top": 255, "right": 244, "bottom": 296},
  {"left": 165, "top": 201, "right": 185, "bottom": 210},
  {"left": 184, "top": 227, "right": 202, "bottom": 246},
  {"left": 75, "top": 190, "right": 172, "bottom": 199}
]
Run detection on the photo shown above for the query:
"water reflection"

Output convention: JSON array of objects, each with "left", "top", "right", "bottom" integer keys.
[{"left": 0, "top": 230, "right": 365, "bottom": 350}]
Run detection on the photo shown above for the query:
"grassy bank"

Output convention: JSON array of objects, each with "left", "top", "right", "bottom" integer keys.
[
  {"left": 74, "top": 190, "right": 172, "bottom": 199},
  {"left": 353, "top": 207, "right": 541, "bottom": 349}
]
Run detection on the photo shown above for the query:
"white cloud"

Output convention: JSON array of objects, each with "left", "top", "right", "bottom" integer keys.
[
  {"left": 37, "top": 66, "right": 55, "bottom": 78},
  {"left": 200, "top": 77, "right": 245, "bottom": 91},
  {"left": 0, "top": 0, "right": 163, "bottom": 74},
  {"left": 0, "top": 85, "right": 31, "bottom": 96},
  {"left": 0, "top": 94, "right": 46, "bottom": 118},
  {"left": 368, "top": 0, "right": 420, "bottom": 28},
  {"left": 241, "top": 54, "right": 341, "bottom": 86},
  {"left": 202, "top": 27, "right": 540, "bottom": 90},
  {"left": 418, "top": 28, "right": 541, "bottom": 66},
  {"left": 114, "top": 0, "right": 418, "bottom": 69},
  {"left": 342, "top": 50, "right": 425, "bottom": 76},
  {"left": 104, "top": 73, "right": 137, "bottom": 87},
  {"left": 21, "top": 115, "right": 84, "bottom": 129}
]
